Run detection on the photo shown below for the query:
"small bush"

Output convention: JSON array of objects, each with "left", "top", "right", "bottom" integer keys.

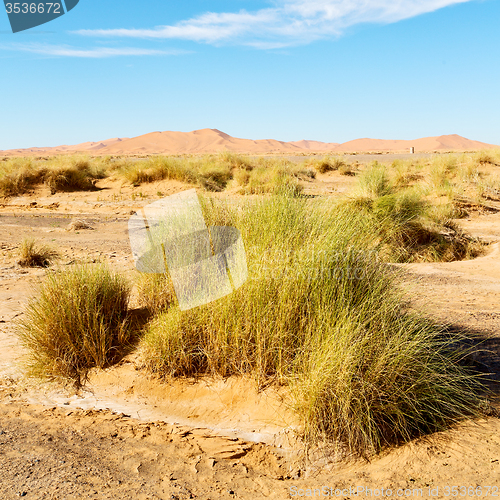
[
  {"left": 17, "top": 238, "right": 58, "bottom": 268},
  {"left": 291, "top": 167, "right": 316, "bottom": 180},
  {"left": 309, "top": 156, "right": 347, "bottom": 174},
  {"left": 0, "top": 159, "right": 46, "bottom": 196},
  {"left": 45, "top": 158, "right": 104, "bottom": 194},
  {"left": 346, "top": 186, "right": 484, "bottom": 263},
  {"left": 391, "top": 159, "right": 423, "bottom": 187},
  {"left": 218, "top": 151, "right": 253, "bottom": 170},
  {"left": 238, "top": 165, "right": 303, "bottom": 195},
  {"left": 121, "top": 157, "right": 197, "bottom": 186},
  {"left": 17, "top": 265, "right": 131, "bottom": 386},
  {"left": 428, "top": 158, "right": 455, "bottom": 189},
  {"left": 476, "top": 151, "right": 497, "bottom": 165},
  {"left": 234, "top": 168, "right": 251, "bottom": 186},
  {"left": 338, "top": 164, "right": 355, "bottom": 176},
  {"left": 0, "top": 156, "right": 107, "bottom": 196},
  {"left": 357, "top": 163, "right": 392, "bottom": 197},
  {"left": 198, "top": 163, "right": 233, "bottom": 191}
]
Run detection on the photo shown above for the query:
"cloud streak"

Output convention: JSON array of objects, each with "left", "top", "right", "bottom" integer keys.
[
  {"left": 75, "top": 0, "right": 473, "bottom": 47},
  {"left": 0, "top": 43, "right": 187, "bottom": 58}
]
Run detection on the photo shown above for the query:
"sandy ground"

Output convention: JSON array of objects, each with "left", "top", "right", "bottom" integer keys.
[{"left": 1, "top": 172, "right": 500, "bottom": 499}]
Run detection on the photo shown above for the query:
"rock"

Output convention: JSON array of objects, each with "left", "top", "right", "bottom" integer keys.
[{"left": 66, "top": 219, "right": 95, "bottom": 231}]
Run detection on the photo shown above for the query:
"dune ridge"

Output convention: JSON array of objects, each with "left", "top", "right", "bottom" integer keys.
[{"left": 1, "top": 129, "right": 498, "bottom": 156}]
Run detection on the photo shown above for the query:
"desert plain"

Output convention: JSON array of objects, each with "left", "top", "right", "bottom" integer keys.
[{"left": 1, "top": 129, "right": 500, "bottom": 499}]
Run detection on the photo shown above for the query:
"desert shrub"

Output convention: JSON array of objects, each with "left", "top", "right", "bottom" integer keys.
[
  {"left": 140, "top": 194, "right": 485, "bottom": 455},
  {"left": 0, "top": 158, "right": 47, "bottom": 196},
  {"left": 426, "top": 155, "right": 459, "bottom": 190},
  {"left": 120, "top": 155, "right": 238, "bottom": 191},
  {"left": 428, "top": 164, "right": 449, "bottom": 189},
  {"left": 308, "top": 156, "right": 348, "bottom": 174},
  {"left": 17, "top": 238, "right": 58, "bottom": 267},
  {"left": 291, "top": 166, "right": 316, "bottom": 180},
  {"left": 348, "top": 161, "right": 484, "bottom": 262},
  {"left": 102, "top": 157, "right": 135, "bottom": 174},
  {"left": 0, "top": 156, "right": 108, "bottom": 196},
  {"left": 427, "top": 202, "right": 468, "bottom": 222},
  {"left": 44, "top": 157, "right": 106, "bottom": 194},
  {"left": 391, "top": 159, "right": 423, "bottom": 187},
  {"left": 234, "top": 168, "right": 251, "bottom": 186},
  {"left": 17, "top": 264, "right": 131, "bottom": 386},
  {"left": 347, "top": 184, "right": 483, "bottom": 262},
  {"left": 197, "top": 162, "right": 233, "bottom": 191},
  {"left": 136, "top": 273, "right": 176, "bottom": 315},
  {"left": 457, "top": 161, "right": 480, "bottom": 182},
  {"left": 238, "top": 165, "right": 303, "bottom": 195},
  {"left": 475, "top": 151, "right": 499, "bottom": 165},
  {"left": 356, "top": 163, "right": 392, "bottom": 197},
  {"left": 120, "top": 157, "right": 197, "bottom": 186},
  {"left": 218, "top": 151, "right": 253, "bottom": 170},
  {"left": 338, "top": 164, "right": 355, "bottom": 176}
]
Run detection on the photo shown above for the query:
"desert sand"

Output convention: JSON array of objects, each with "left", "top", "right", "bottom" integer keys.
[
  {"left": 1, "top": 163, "right": 500, "bottom": 499},
  {"left": 1, "top": 129, "right": 498, "bottom": 157}
]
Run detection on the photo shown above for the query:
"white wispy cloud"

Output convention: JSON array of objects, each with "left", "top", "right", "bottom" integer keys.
[
  {"left": 1, "top": 43, "right": 187, "bottom": 58},
  {"left": 74, "top": 0, "right": 473, "bottom": 47}
]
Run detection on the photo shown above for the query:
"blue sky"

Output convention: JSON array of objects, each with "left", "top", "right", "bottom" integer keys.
[{"left": 0, "top": 0, "right": 499, "bottom": 149}]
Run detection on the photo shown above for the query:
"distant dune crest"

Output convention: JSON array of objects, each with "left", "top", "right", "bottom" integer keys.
[{"left": 2, "top": 129, "right": 498, "bottom": 156}]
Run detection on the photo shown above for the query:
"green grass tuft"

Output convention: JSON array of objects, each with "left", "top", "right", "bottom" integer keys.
[
  {"left": 17, "top": 264, "right": 132, "bottom": 386},
  {"left": 17, "top": 238, "right": 58, "bottom": 268},
  {"left": 120, "top": 157, "right": 197, "bottom": 186}
]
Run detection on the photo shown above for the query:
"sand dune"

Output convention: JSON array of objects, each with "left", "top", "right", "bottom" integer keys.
[
  {"left": 1, "top": 129, "right": 498, "bottom": 156},
  {"left": 288, "top": 139, "right": 340, "bottom": 151},
  {"left": 335, "top": 134, "right": 498, "bottom": 152}
]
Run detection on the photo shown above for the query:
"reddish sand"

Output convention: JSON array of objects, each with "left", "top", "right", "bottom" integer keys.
[{"left": 1, "top": 129, "right": 498, "bottom": 157}]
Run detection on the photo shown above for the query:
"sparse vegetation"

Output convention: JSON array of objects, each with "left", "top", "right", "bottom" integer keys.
[
  {"left": 0, "top": 156, "right": 105, "bottom": 196},
  {"left": 0, "top": 158, "right": 47, "bottom": 196},
  {"left": 2, "top": 150, "right": 499, "bottom": 200},
  {"left": 17, "top": 238, "right": 58, "bottom": 268},
  {"left": 17, "top": 265, "right": 131, "bottom": 386},
  {"left": 119, "top": 157, "right": 197, "bottom": 186},
  {"left": 235, "top": 164, "right": 304, "bottom": 195},
  {"left": 119, "top": 154, "right": 308, "bottom": 194},
  {"left": 139, "top": 193, "right": 485, "bottom": 456},
  {"left": 44, "top": 157, "right": 105, "bottom": 194},
  {"left": 347, "top": 163, "right": 485, "bottom": 262},
  {"left": 7, "top": 149, "right": 498, "bottom": 457},
  {"left": 307, "top": 156, "right": 348, "bottom": 174},
  {"left": 356, "top": 162, "right": 393, "bottom": 197}
]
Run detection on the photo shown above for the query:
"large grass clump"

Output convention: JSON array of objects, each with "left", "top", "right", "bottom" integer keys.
[
  {"left": 139, "top": 192, "right": 485, "bottom": 456},
  {"left": 17, "top": 264, "right": 131, "bottom": 386},
  {"left": 0, "top": 158, "right": 47, "bottom": 196},
  {"left": 44, "top": 157, "right": 105, "bottom": 194},
  {"left": 346, "top": 164, "right": 484, "bottom": 262},
  {"left": 120, "top": 157, "right": 198, "bottom": 186}
]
